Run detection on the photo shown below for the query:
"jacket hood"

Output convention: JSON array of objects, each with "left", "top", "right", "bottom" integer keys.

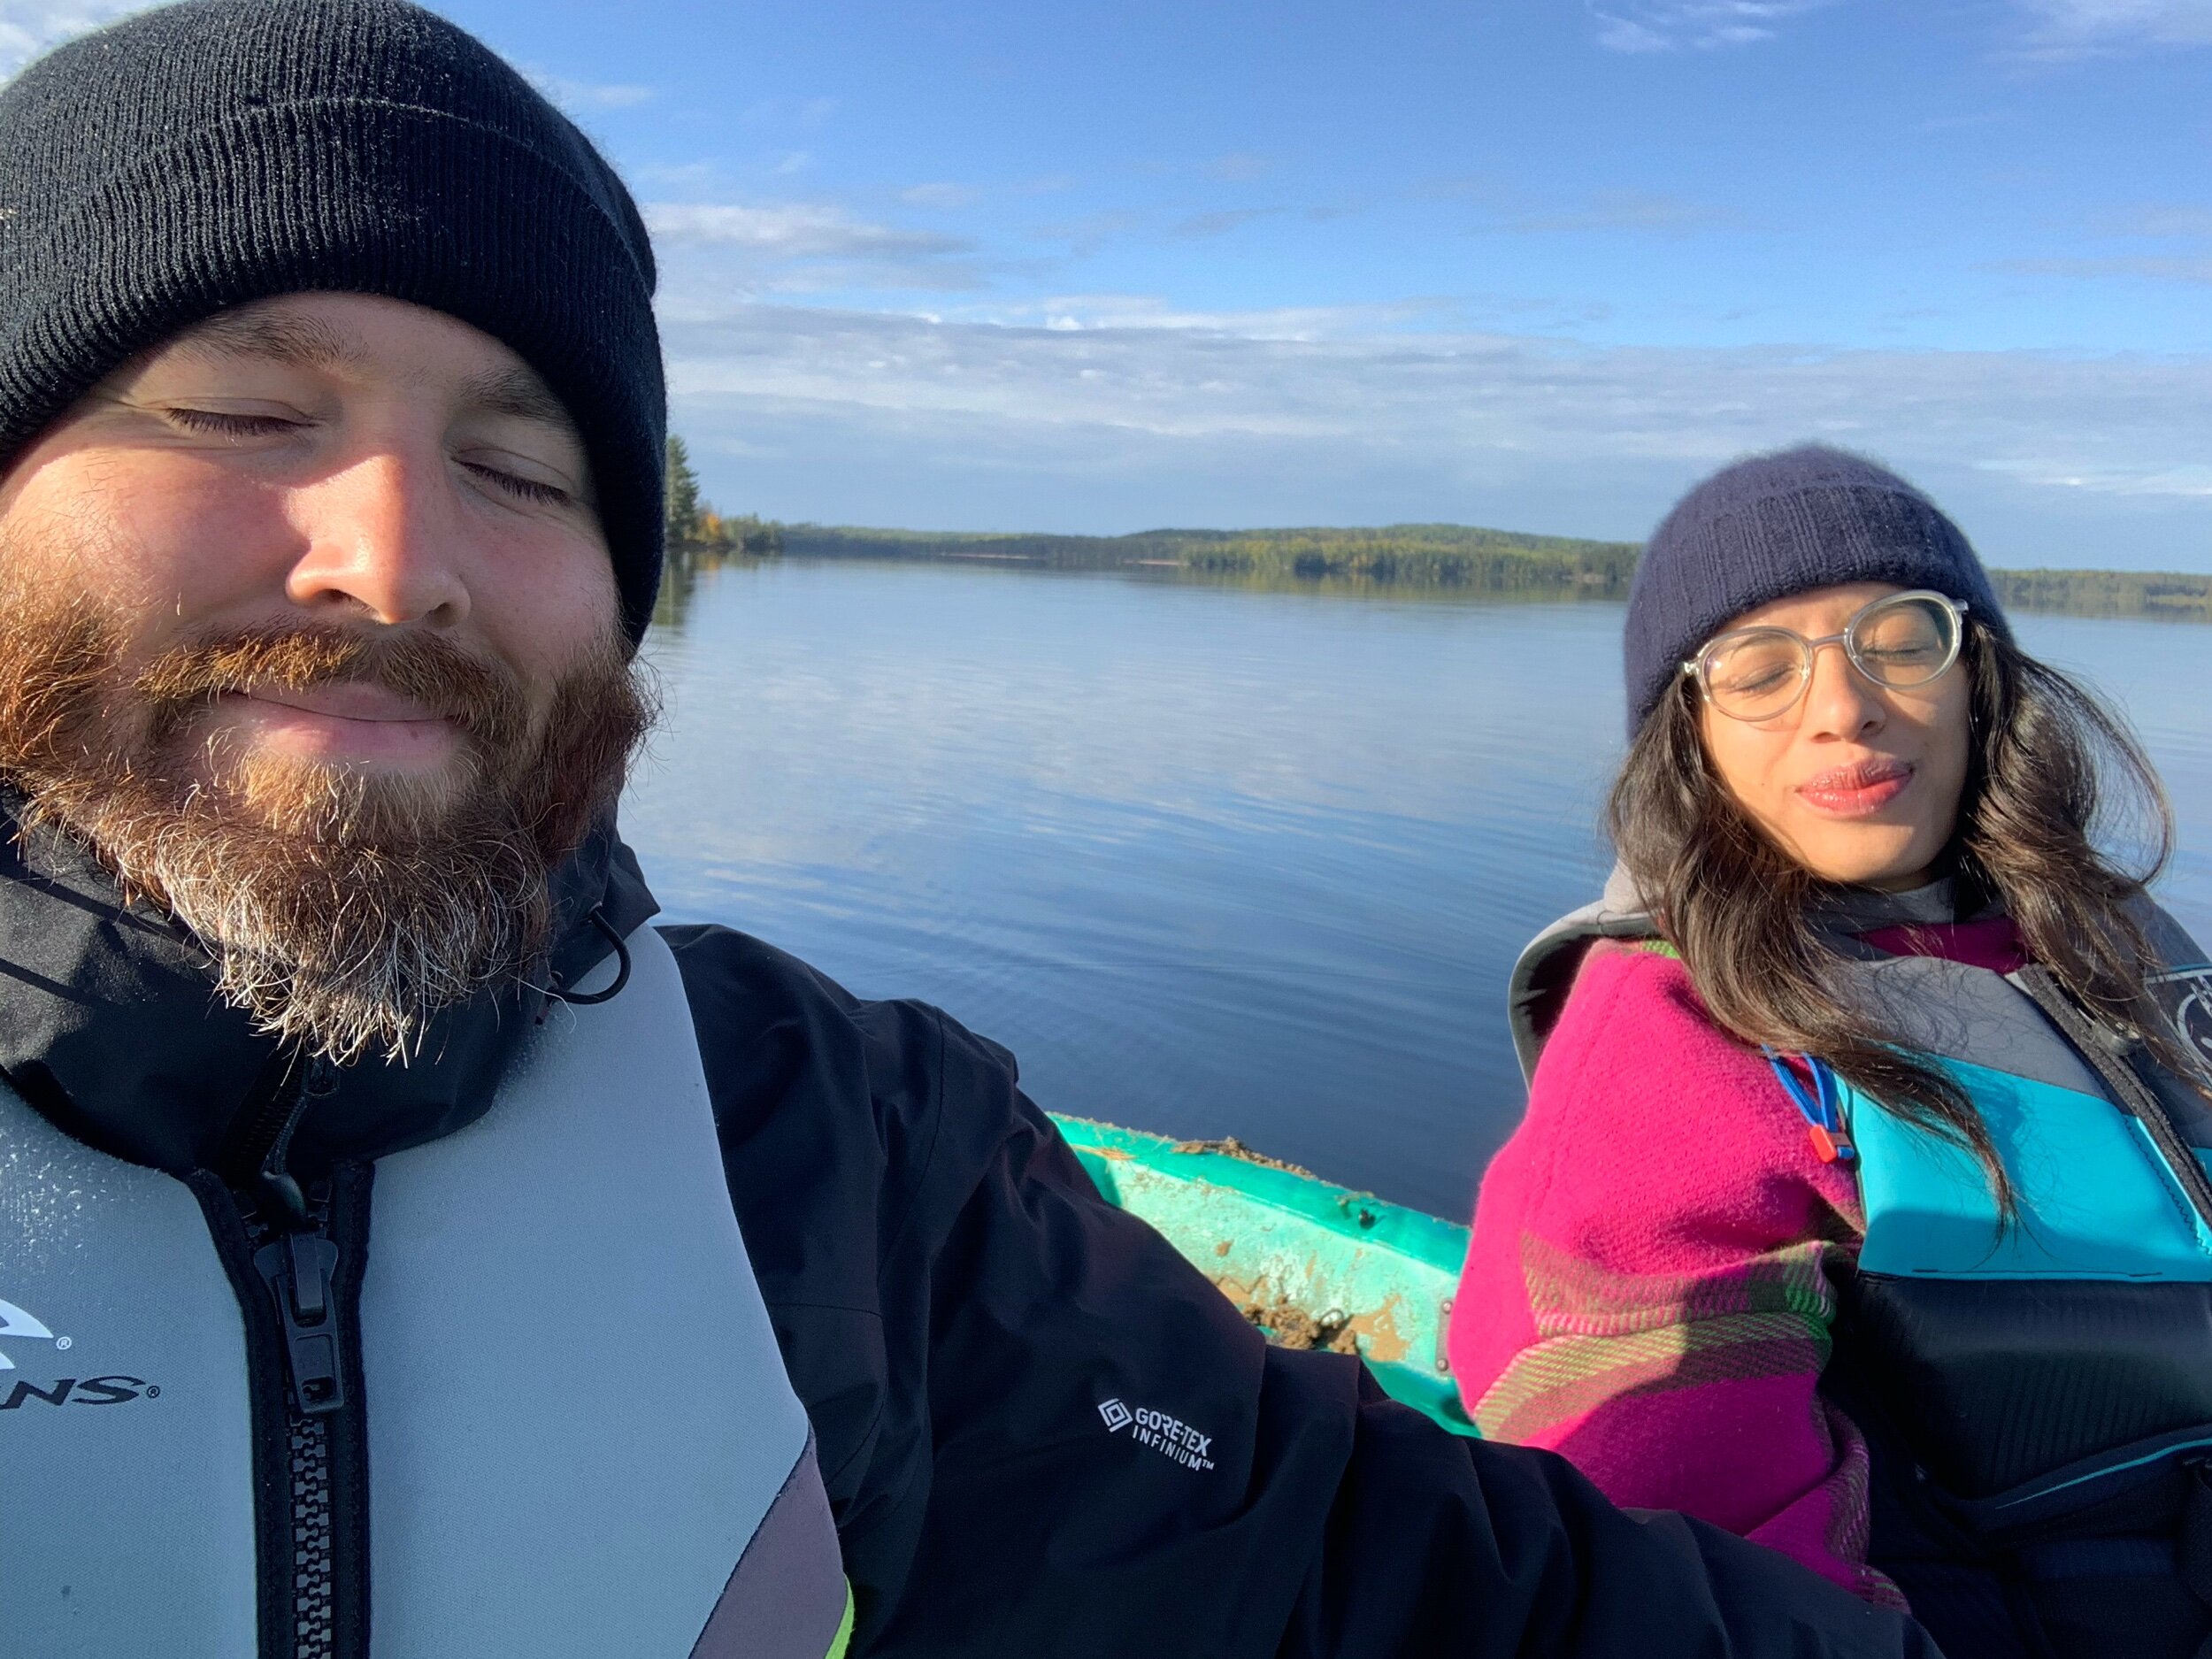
[
  {"left": 0, "top": 794, "right": 658, "bottom": 1177},
  {"left": 1506, "top": 864, "right": 1976, "bottom": 1086}
]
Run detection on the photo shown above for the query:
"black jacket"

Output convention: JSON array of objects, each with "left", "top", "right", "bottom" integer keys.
[{"left": 0, "top": 817, "right": 1939, "bottom": 1657}]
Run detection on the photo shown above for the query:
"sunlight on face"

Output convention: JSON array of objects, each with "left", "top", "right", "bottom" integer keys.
[
  {"left": 0, "top": 294, "right": 647, "bottom": 1061},
  {"left": 0, "top": 291, "right": 618, "bottom": 821},
  {"left": 1696, "top": 581, "right": 1973, "bottom": 891}
]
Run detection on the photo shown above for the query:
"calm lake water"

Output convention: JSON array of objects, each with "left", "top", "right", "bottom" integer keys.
[{"left": 622, "top": 557, "right": 2212, "bottom": 1220}]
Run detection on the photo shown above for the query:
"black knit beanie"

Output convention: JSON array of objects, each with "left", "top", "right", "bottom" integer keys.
[
  {"left": 0, "top": 0, "right": 666, "bottom": 641},
  {"left": 1622, "top": 444, "right": 2009, "bottom": 736}
]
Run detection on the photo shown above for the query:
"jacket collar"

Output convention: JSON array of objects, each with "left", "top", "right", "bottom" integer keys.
[
  {"left": 0, "top": 795, "right": 658, "bottom": 1177},
  {"left": 1506, "top": 864, "right": 1978, "bottom": 1084}
]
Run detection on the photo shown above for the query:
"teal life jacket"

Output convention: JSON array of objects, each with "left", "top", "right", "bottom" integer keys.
[
  {"left": 0, "top": 924, "right": 854, "bottom": 1659},
  {"left": 1512, "top": 874, "right": 2212, "bottom": 1659}
]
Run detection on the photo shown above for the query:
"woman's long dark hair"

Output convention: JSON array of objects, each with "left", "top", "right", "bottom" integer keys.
[{"left": 1609, "top": 617, "right": 2206, "bottom": 1212}]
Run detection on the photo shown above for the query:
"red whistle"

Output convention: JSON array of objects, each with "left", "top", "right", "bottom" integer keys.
[{"left": 1808, "top": 1125, "right": 1855, "bottom": 1164}]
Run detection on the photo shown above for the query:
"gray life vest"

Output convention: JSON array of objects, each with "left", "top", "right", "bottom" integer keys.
[
  {"left": 0, "top": 924, "right": 852, "bottom": 1658},
  {"left": 1510, "top": 872, "right": 2212, "bottom": 1659}
]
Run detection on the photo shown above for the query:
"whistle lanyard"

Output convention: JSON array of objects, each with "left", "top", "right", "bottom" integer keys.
[{"left": 1763, "top": 1048, "right": 1857, "bottom": 1166}]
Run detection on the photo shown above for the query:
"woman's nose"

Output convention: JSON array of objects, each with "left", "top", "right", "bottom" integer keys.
[{"left": 1799, "top": 637, "right": 1886, "bottom": 739}]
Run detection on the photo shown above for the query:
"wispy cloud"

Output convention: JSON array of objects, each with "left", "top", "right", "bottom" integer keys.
[
  {"left": 0, "top": 0, "right": 141, "bottom": 81},
  {"left": 1589, "top": 0, "right": 1837, "bottom": 53},
  {"left": 998, "top": 295, "right": 1452, "bottom": 338},
  {"left": 525, "top": 68, "right": 654, "bottom": 112},
  {"left": 659, "top": 298, "right": 2212, "bottom": 523},
  {"left": 1168, "top": 208, "right": 1281, "bottom": 241},
  {"left": 645, "top": 203, "right": 979, "bottom": 293},
  {"left": 1490, "top": 189, "right": 1743, "bottom": 237},
  {"left": 1420, "top": 174, "right": 1743, "bottom": 238},
  {"left": 2001, "top": 198, "right": 2212, "bottom": 282},
  {"left": 649, "top": 204, "right": 964, "bottom": 258},
  {"left": 2013, "top": 0, "right": 2212, "bottom": 53},
  {"left": 2114, "top": 205, "right": 2212, "bottom": 237},
  {"left": 902, "top": 182, "right": 982, "bottom": 210},
  {"left": 741, "top": 96, "right": 839, "bottom": 129},
  {"left": 1030, "top": 209, "right": 1145, "bottom": 257},
  {"left": 2003, "top": 255, "right": 2212, "bottom": 283},
  {"left": 1205, "top": 152, "right": 1270, "bottom": 182}
]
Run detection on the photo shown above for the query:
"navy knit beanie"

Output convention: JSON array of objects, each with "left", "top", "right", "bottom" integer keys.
[
  {"left": 0, "top": 0, "right": 666, "bottom": 642},
  {"left": 1622, "top": 444, "right": 2009, "bottom": 736}
]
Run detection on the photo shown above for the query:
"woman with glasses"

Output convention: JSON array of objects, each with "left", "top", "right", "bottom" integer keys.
[{"left": 1448, "top": 445, "right": 2212, "bottom": 1659}]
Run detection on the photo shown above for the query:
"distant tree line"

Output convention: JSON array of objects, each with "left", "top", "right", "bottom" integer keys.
[
  {"left": 681, "top": 481, "right": 2210, "bottom": 623},
  {"left": 664, "top": 435, "right": 783, "bottom": 557},
  {"left": 777, "top": 523, "right": 1644, "bottom": 593},
  {"left": 1989, "top": 568, "right": 2212, "bottom": 620},
  {"left": 1176, "top": 526, "right": 1640, "bottom": 591}
]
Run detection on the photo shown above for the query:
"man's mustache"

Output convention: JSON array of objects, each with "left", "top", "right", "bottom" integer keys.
[{"left": 134, "top": 625, "right": 530, "bottom": 752}]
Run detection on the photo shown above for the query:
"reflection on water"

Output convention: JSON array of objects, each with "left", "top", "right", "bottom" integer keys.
[{"left": 623, "top": 557, "right": 2212, "bottom": 1217}]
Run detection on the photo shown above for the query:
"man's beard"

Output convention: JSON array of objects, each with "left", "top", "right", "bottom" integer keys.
[{"left": 0, "top": 582, "right": 653, "bottom": 1065}]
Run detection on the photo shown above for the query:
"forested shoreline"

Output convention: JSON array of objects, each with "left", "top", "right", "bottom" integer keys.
[
  {"left": 761, "top": 524, "right": 2212, "bottom": 620},
  {"left": 664, "top": 440, "right": 2211, "bottom": 621}
]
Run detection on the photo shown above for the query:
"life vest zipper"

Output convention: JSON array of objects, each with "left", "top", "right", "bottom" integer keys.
[{"left": 237, "top": 1052, "right": 352, "bottom": 1659}]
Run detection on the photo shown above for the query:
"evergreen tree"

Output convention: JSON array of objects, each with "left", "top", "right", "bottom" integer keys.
[{"left": 664, "top": 434, "right": 703, "bottom": 546}]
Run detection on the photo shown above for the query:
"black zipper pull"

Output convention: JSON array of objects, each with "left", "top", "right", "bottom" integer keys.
[
  {"left": 256, "top": 1229, "right": 346, "bottom": 1415},
  {"left": 249, "top": 1052, "right": 349, "bottom": 1416}
]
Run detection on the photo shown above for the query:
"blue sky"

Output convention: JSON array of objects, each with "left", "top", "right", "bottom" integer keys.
[{"left": 10, "top": 0, "right": 2212, "bottom": 566}]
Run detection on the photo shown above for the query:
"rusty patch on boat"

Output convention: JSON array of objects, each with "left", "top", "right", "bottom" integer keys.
[
  {"left": 1171, "top": 1135, "right": 1317, "bottom": 1179},
  {"left": 1211, "top": 1273, "right": 1368, "bottom": 1356},
  {"left": 1240, "top": 1300, "right": 1361, "bottom": 1356},
  {"left": 1341, "top": 1294, "right": 1411, "bottom": 1364}
]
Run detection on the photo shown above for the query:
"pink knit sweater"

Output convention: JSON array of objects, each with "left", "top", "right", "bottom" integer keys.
[{"left": 1449, "top": 922, "right": 2025, "bottom": 1609}]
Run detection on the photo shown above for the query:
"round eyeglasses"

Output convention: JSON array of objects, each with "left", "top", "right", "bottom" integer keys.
[{"left": 1682, "top": 589, "right": 1968, "bottom": 723}]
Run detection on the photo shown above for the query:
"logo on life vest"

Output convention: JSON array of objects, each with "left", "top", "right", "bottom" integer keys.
[
  {"left": 2154, "top": 966, "right": 2212, "bottom": 1068},
  {"left": 0, "top": 1297, "right": 60, "bottom": 1371},
  {"left": 1096, "top": 1397, "right": 1216, "bottom": 1471},
  {"left": 0, "top": 1296, "right": 159, "bottom": 1410}
]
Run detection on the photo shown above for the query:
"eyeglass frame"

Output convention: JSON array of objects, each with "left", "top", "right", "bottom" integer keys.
[{"left": 1679, "top": 588, "right": 1970, "bottom": 723}]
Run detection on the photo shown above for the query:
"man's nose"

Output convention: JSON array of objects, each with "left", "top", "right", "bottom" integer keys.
[
  {"left": 1800, "top": 638, "right": 1886, "bottom": 739},
  {"left": 282, "top": 447, "right": 472, "bottom": 627}
]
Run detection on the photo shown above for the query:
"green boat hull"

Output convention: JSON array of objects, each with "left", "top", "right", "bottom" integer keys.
[{"left": 1051, "top": 1115, "right": 1480, "bottom": 1438}]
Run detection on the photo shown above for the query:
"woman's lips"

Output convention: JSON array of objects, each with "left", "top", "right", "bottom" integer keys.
[{"left": 1796, "top": 757, "right": 1916, "bottom": 817}]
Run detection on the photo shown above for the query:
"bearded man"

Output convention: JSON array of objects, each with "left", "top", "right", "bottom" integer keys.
[{"left": 0, "top": 4, "right": 1940, "bottom": 1658}]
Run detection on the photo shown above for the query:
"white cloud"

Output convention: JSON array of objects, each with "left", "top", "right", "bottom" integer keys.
[
  {"left": 2014, "top": 0, "right": 2212, "bottom": 51},
  {"left": 660, "top": 298, "right": 2212, "bottom": 488},
  {"left": 653, "top": 296, "right": 2212, "bottom": 565},
  {"left": 0, "top": 0, "right": 141, "bottom": 81},
  {"left": 1589, "top": 0, "right": 1837, "bottom": 52},
  {"left": 525, "top": 68, "right": 654, "bottom": 112},
  {"left": 647, "top": 203, "right": 967, "bottom": 259},
  {"left": 644, "top": 203, "right": 980, "bottom": 296},
  {"left": 902, "top": 182, "right": 982, "bottom": 209}
]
